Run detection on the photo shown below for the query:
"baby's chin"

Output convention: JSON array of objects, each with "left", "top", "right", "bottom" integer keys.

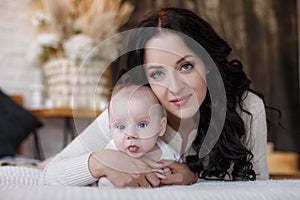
[
  {"left": 127, "top": 151, "right": 145, "bottom": 158},
  {"left": 122, "top": 149, "right": 145, "bottom": 158}
]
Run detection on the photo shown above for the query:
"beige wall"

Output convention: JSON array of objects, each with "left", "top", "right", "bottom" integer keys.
[
  {"left": 0, "top": 0, "right": 70, "bottom": 159},
  {"left": 0, "top": 0, "right": 40, "bottom": 99}
]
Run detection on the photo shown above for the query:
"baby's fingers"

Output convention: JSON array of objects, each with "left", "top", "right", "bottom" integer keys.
[
  {"left": 163, "top": 167, "right": 172, "bottom": 176},
  {"left": 152, "top": 169, "right": 167, "bottom": 180}
]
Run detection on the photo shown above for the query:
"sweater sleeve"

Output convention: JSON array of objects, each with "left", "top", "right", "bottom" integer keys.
[
  {"left": 39, "top": 109, "right": 111, "bottom": 186},
  {"left": 238, "top": 92, "right": 269, "bottom": 180}
]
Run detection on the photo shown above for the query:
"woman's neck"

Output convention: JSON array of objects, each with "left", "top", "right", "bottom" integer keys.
[
  {"left": 167, "top": 113, "right": 198, "bottom": 154},
  {"left": 168, "top": 113, "right": 197, "bottom": 135}
]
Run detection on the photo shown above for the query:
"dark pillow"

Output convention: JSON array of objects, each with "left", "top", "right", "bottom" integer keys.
[{"left": 0, "top": 89, "right": 43, "bottom": 158}]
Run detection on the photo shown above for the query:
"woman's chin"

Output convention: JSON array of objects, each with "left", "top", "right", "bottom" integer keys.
[{"left": 172, "top": 108, "right": 199, "bottom": 120}]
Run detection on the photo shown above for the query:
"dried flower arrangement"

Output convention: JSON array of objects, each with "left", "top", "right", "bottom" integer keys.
[
  {"left": 28, "top": 0, "right": 134, "bottom": 109},
  {"left": 28, "top": 0, "right": 134, "bottom": 64}
]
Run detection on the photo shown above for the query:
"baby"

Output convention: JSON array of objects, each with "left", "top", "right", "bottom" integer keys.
[{"left": 98, "top": 84, "right": 179, "bottom": 188}]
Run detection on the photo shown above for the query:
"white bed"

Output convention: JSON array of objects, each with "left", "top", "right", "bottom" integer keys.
[{"left": 1, "top": 166, "right": 300, "bottom": 200}]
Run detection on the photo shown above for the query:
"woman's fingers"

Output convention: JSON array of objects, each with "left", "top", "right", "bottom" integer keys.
[
  {"left": 108, "top": 172, "right": 159, "bottom": 188},
  {"left": 144, "top": 171, "right": 161, "bottom": 187},
  {"left": 108, "top": 172, "right": 139, "bottom": 188},
  {"left": 141, "top": 157, "right": 174, "bottom": 169},
  {"left": 130, "top": 173, "right": 150, "bottom": 187},
  {"left": 159, "top": 162, "right": 198, "bottom": 185},
  {"left": 92, "top": 150, "right": 163, "bottom": 188},
  {"left": 160, "top": 173, "right": 185, "bottom": 185}
]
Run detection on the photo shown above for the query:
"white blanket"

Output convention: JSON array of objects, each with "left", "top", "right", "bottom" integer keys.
[{"left": 1, "top": 166, "right": 300, "bottom": 200}]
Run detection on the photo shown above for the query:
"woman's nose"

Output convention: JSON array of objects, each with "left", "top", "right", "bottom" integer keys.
[{"left": 167, "top": 71, "right": 185, "bottom": 94}]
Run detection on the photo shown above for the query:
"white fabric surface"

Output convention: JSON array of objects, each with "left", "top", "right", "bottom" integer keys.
[
  {"left": 0, "top": 166, "right": 41, "bottom": 186},
  {"left": 1, "top": 166, "right": 300, "bottom": 200},
  {"left": 1, "top": 180, "right": 300, "bottom": 200}
]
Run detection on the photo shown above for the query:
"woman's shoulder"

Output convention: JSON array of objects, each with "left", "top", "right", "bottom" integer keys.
[
  {"left": 238, "top": 91, "right": 267, "bottom": 153},
  {"left": 240, "top": 91, "right": 265, "bottom": 113},
  {"left": 96, "top": 109, "right": 109, "bottom": 125}
]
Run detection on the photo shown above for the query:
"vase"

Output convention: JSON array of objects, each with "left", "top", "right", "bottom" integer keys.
[{"left": 42, "top": 58, "right": 110, "bottom": 110}]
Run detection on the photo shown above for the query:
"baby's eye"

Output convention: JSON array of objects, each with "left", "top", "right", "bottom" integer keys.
[
  {"left": 117, "top": 124, "right": 126, "bottom": 130},
  {"left": 150, "top": 70, "right": 165, "bottom": 79},
  {"left": 180, "top": 63, "right": 194, "bottom": 71},
  {"left": 138, "top": 122, "right": 148, "bottom": 129}
]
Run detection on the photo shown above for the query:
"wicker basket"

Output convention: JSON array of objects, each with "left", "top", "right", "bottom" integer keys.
[{"left": 42, "top": 58, "right": 110, "bottom": 110}]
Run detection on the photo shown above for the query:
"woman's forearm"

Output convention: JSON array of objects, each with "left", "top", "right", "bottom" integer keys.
[
  {"left": 39, "top": 153, "right": 98, "bottom": 185},
  {"left": 88, "top": 152, "right": 107, "bottom": 179}
]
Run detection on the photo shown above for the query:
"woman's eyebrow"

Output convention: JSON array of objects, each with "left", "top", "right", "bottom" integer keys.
[
  {"left": 145, "top": 65, "right": 163, "bottom": 70},
  {"left": 176, "top": 55, "right": 193, "bottom": 64},
  {"left": 145, "top": 55, "right": 194, "bottom": 70}
]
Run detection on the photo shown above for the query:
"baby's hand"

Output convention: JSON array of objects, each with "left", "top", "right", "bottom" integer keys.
[
  {"left": 152, "top": 167, "right": 172, "bottom": 179},
  {"left": 98, "top": 176, "right": 115, "bottom": 188},
  {"left": 162, "top": 167, "right": 172, "bottom": 176}
]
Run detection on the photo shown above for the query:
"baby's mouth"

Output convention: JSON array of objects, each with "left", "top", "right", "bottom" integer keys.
[{"left": 127, "top": 145, "right": 139, "bottom": 153}]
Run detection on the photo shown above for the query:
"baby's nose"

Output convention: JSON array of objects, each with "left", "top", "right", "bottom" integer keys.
[
  {"left": 125, "top": 126, "right": 138, "bottom": 139},
  {"left": 126, "top": 134, "right": 138, "bottom": 140}
]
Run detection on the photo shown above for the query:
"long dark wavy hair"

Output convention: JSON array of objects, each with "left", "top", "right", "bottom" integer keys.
[{"left": 119, "top": 7, "right": 259, "bottom": 181}]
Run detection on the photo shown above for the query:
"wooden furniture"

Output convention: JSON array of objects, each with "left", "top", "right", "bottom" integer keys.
[
  {"left": 31, "top": 108, "right": 101, "bottom": 118},
  {"left": 269, "top": 172, "right": 300, "bottom": 180},
  {"left": 268, "top": 151, "right": 300, "bottom": 180},
  {"left": 9, "top": 95, "right": 24, "bottom": 105},
  {"left": 30, "top": 107, "right": 102, "bottom": 155}
]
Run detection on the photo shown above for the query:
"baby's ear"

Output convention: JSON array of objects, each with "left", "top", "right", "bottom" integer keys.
[{"left": 158, "top": 117, "right": 167, "bottom": 137}]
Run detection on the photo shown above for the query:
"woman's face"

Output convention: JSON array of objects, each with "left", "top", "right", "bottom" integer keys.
[{"left": 144, "top": 33, "right": 207, "bottom": 119}]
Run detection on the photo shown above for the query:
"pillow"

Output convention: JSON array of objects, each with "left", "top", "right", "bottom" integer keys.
[{"left": 0, "top": 89, "right": 43, "bottom": 158}]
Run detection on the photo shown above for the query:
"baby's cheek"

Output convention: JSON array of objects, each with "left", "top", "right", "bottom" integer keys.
[
  {"left": 140, "top": 137, "right": 158, "bottom": 152},
  {"left": 112, "top": 135, "right": 125, "bottom": 150}
]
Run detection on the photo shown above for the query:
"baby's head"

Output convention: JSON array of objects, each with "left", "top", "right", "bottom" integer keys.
[{"left": 108, "top": 84, "right": 167, "bottom": 158}]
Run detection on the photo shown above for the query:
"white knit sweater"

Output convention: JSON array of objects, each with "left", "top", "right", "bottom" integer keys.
[{"left": 39, "top": 92, "right": 268, "bottom": 185}]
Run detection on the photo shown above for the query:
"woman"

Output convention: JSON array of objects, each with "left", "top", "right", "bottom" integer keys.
[{"left": 40, "top": 7, "right": 268, "bottom": 187}]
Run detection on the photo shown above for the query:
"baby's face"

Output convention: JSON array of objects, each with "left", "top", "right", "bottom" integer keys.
[{"left": 109, "top": 87, "right": 165, "bottom": 158}]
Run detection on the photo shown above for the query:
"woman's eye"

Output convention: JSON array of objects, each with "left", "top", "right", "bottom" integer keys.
[
  {"left": 150, "top": 70, "right": 165, "bottom": 79},
  {"left": 180, "top": 63, "right": 194, "bottom": 71},
  {"left": 117, "top": 124, "right": 126, "bottom": 130},
  {"left": 138, "top": 122, "right": 148, "bottom": 129}
]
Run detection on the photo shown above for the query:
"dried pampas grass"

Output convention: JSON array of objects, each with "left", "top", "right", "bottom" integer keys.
[
  {"left": 115, "top": 2, "right": 135, "bottom": 27},
  {"left": 81, "top": 0, "right": 134, "bottom": 42},
  {"left": 86, "top": 12, "right": 117, "bottom": 43},
  {"left": 42, "top": 0, "right": 76, "bottom": 39},
  {"left": 33, "top": 0, "right": 134, "bottom": 42}
]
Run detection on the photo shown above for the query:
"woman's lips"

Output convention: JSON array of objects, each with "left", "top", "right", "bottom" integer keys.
[
  {"left": 127, "top": 145, "right": 139, "bottom": 153},
  {"left": 170, "top": 94, "right": 192, "bottom": 107}
]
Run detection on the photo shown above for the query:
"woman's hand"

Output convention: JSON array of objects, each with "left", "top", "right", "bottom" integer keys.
[
  {"left": 88, "top": 149, "right": 166, "bottom": 188},
  {"left": 160, "top": 161, "right": 198, "bottom": 185}
]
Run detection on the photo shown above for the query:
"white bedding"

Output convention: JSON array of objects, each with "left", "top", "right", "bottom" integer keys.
[{"left": 1, "top": 166, "right": 300, "bottom": 200}]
